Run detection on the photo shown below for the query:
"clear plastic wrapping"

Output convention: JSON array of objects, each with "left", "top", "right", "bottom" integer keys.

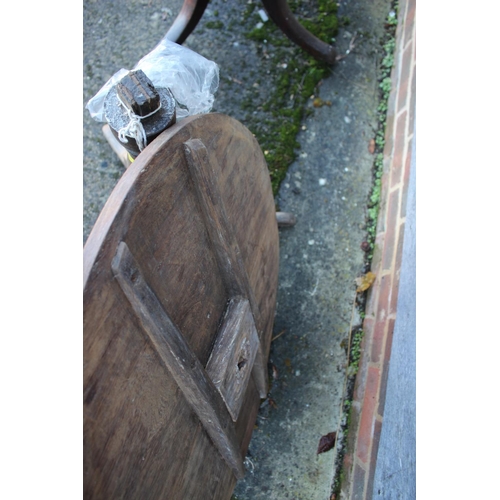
[{"left": 86, "top": 37, "right": 219, "bottom": 122}]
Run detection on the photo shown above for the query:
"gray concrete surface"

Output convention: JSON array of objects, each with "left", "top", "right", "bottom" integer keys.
[
  {"left": 372, "top": 128, "right": 416, "bottom": 500},
  {"left": 83, "top": 1, "right": 392, "bottom": 498}
]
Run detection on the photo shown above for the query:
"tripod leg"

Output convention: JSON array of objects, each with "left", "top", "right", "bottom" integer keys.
[
  {"left": 261, "top": 0, "right": 337, "bottom": 64},
  {"left": 165, "top": 0, "right": 210, "bottom": 45}
]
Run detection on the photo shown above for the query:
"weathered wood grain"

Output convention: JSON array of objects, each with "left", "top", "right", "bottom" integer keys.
[
  {"left": 83, "top": 113, "right": 279, "bottom": 499},
  {"left": 111, "top": 241, "right": 245, "bottom": 479},
  {"left": 205, "top": 297, "right": 260, "bottom": 422},
  {"left": 184, "top": 138, "right": 267, "bottom": 398}
]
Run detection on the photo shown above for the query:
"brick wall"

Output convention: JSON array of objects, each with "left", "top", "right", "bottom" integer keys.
[{"left": 340, "top": 0, "right": 415, "bottom": 498}]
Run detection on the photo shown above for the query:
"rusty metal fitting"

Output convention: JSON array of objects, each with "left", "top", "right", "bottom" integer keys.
[{"left": 104, "top": 69, "right": 176, "bottom": 158}]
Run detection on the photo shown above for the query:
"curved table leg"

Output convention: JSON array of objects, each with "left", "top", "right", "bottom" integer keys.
[
  {"left": 261, "top": 0, "right": 337, "bottom": 64},
  {"left": 165, "top": 0, "right": 210, "bottom": 45}
]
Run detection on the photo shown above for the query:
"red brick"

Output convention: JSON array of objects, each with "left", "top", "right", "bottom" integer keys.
[
  {"left": 377, "top": 273, "right": 392, "bottom": 323},
  {"left": 370, "top": 418, "right": 383, "bottom": 468},
  {"left": 397, "top": 45, "right": 413, "bottom": 113},
  {"left": 352, "top": 463, "right": 367, "bottom": 500},
  {"left": 383, "top": 318, "right": 395, "bottom": 364},
  {"left": 366, "top": 418, "right": 383, "bottom": 498},
  {"left": 390, "top": 110, "right": 408, "bottom": 189},
  {"left": 390, "top": 223, "right": 406, "bottom": 316},
  {"left": 409, "top": 68, "right": 416, "bottom": 137},
  {"left": 370, "top": 320, "right": 386, "bottom": 365},
  {"left": 396, "top": 79, "right": 408, "bottom": 120},
  {"left": 377, "top": 367, "right": 389, "bottom": 420},
  {"left": 377, "top": 318, "right": 395, "bottom": 416},
  {"left": 404, "top": 135, "right": 413, "bottom": 183},
  {"left": 395, "top": 108, "right": 408, "bottom": 143},
  {"left": 389, "top": 223, "right": 404, "bottom": 304},
  {"left": 404, "top": 0, "right": 416, "bottom": 49},
  {"left": 389, "top": 149, "right": 402, "bottom": 191},
  {"left": 382, "top": 190, "right": 400, "bottom": 270},
  {"left": 356, "top": 366, "right": 381, "bottom": 464},
  {"left": 400, "top": 140, "right": 413, "bottom": 219}
]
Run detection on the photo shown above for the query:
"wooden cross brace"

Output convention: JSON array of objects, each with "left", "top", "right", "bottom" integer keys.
[{"left": 111, "top": 139, "right": 268, "bottom": 480}]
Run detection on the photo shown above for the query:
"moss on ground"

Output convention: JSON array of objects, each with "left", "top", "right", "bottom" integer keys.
[
  {"left": 365, "top": 6, "right": 399, "bottom": 261},
  {"left": 240, "top": 1, "right": 340, "bottom": 196}
]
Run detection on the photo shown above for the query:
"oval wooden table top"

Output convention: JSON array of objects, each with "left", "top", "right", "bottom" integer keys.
[{"left": 83, "top": 113, "right": 279, "bottom": 499}]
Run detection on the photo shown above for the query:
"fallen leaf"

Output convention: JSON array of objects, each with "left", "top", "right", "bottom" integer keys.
[
  {"left": 271, "top": 364, "right": 279, "bottom": 380},
  {"left": 355, "top": 271, "right": 376, "bottom": 292},
  {"left": 268, "top": 397, "right": 278, "bottom": 409},
  {"left": 317, "top": 432, "right": 337, "bottom": 454},
  {"left": 313, "top": 97, "right": 332, "bottom": 108},
  {"left": 313, "top": 97, "right": 324, "bottom": 108},
  {"left": 368, "top": 138, "right": 376, "bottom": 154}
]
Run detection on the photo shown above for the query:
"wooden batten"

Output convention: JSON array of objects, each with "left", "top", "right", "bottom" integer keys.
[
  {"left": 183, "top": 138, "right": 268, "bottom": 398},
  {"left": 111, "top": 241, "right": 245, "bottom": 479},
  {"left": 206, "top": 297, "right": 261, "bottom": 422}
]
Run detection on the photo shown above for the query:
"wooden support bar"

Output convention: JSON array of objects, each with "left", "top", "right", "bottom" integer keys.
[
  {"left": 183, "top": 138, "right": 252, "bottom": 300},
  {"left": 206, "top": 298, "right": 260, "bottom": 422},
  {"left": 183, "top": 138, "right": 268, "bottom": 398},
  {"left": 111, "top": 241, "right": 245, "bottom": 479}
]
